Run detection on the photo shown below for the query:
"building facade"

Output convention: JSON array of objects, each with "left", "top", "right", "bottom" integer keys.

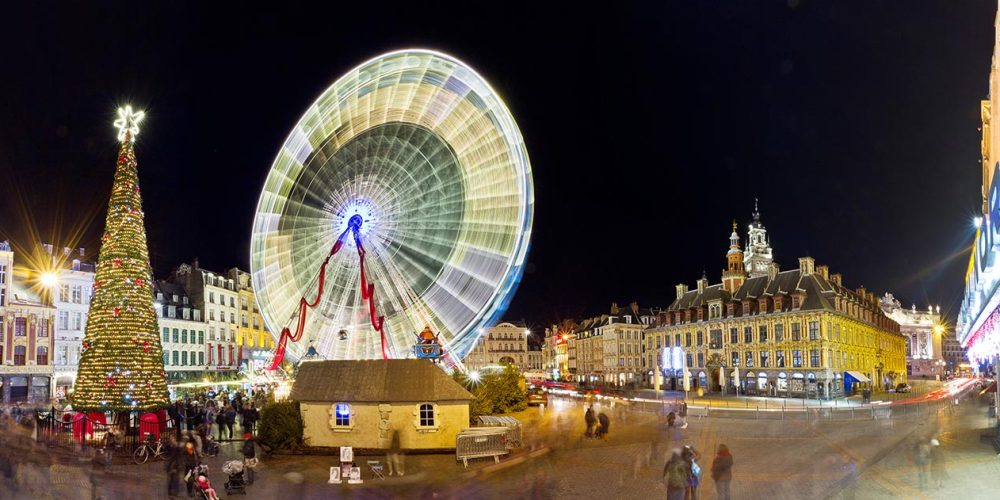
[
  {"left": 0, "top": 241, "right": 57, "bottom": 403},
  {"left": 228, "top": 268, "right": 274, "bottom": 371},
  {"left": 41, "top": 245, "right": 96, "bottom": 397},
  {"left": 942, "top": 331, "right": 970, "bottom": 376},
  {"left": 462, "top": 322, "right": 529, "bottom": 372},
  {"left": 155, "top": 280, "right": 206, "bottom": 380},
  {"left": 879, "top": 294, "right": 945, "bottom": 379},
  {"left": 172, "top": 262, "right": 240, "bottom": 372},
  {"left": 569, "top": 304, "right": 654, "bottom": 386},
  {"left": 645, "top": 214, "right": 906, "bottom": 398},
  {"left": 959, "top": 3, "right": 1000, "bottom": 390},
  {"left": 543, "top": 324, "right": 571, "bottom": 380}
]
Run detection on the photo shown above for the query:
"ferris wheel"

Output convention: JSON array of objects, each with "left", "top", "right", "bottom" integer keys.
[{"left": 251, "top": 49, "right": 533, "bottom": 368}]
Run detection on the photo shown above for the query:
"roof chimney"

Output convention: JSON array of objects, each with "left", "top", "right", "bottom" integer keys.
[
  {"left": 830, "top": 273, "right": 842, "bottom": 286},
  {"left": 611, "top": 302, "right": 619, "bottom": 315},
  {"left": 676, "top": 284, "right": 689, "bottom": 300},
  {"left": 816, "top": 265, "right": 829, "bottom": 280},
  {"left": 798, "top": 256, "right": 815, "bottom": 276},
  {"left": 697, "top": 276, "right": 708, "bottom": 294},
  {"left": 768, "top": 262, "right": 780, "bottom": 281}
]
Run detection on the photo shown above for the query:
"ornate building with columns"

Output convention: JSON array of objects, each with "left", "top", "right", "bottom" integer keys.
[
  {"left": 880, "top": 294, "right": 944, "bottom": 379},
  {"left": 645, "top": 208, "right": 906, "bottom": 398}
]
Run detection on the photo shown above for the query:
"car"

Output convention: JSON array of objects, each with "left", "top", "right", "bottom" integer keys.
[
  {"left": 527, "top": 388, "right": 548, "bottom": 406},
  {"left": 895, "top": 383, "right": 911, "bottom": 393}
]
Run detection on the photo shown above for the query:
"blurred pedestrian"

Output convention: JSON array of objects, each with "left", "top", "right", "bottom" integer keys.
[
  {"left": 181, "top": 442, "right": 200, "bottom": 497},
  {"left": 584, "top": 406, "right": 596, "bottom": 438},
  {"left": 386, "top": 429, "right": 405, "bottom": 476},
  {"left": 223, "top": 404, "right": 236, "bottom": 439},
  {"left": 710, "top": 444, "right": 733, "bottom": 500},
  {"left": 682, "top": 445, "right": 702, "bottom": 500},
  {"left": 164, "top": 435, "right": 181, "bottom": 498},
  {"left": 242, "top": 433, "right": 257, "bottom": 485},
  {"left": 597, "top": 412, "right": 610, "bottom": 440},
  {"left": 679, "top": 402, "right": 689, "bottom": 429},
  {"left": 914, "top": 439, "right": 931, "bottom": 489},
  {"left": 929, "top": 438, "right": 947, "bottom": 489},
  {"left": 663, "top": 452, "right": 687, "bottom": 500}
]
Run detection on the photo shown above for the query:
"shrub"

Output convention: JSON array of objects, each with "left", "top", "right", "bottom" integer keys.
[
  {"left": 455, "top": 366, "right": 528, "bottom": 423},
  {"left": 257, "top": 400, "right": 304, "bottom": 451}
]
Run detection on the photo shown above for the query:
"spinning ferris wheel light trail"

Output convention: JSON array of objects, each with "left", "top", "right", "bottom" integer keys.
[{"left": 251, "top": 49, "right": 534, "bottom": 368}]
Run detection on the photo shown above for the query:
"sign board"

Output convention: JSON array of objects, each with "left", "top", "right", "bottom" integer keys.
[
  {"left": 328, "top": 466, "right": 341, "bottom": 484},
  {"left": 340, "top": 446, "right": 353, "bottom": 463},
  {"left": 348, "top": 466, "right": 363, "bottom": 484}
]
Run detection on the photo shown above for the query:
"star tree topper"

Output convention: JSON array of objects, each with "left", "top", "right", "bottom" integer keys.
[{"left": 114, "top": 105, "right": 145, "bottom": 142}]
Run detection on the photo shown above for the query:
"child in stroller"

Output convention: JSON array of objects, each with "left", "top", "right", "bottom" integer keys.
[
  {"left": 191, "top": 464, "right": 218, "bottom": 500},
  {"left": 223, "top": 460, "right": 247, "bottom": 495}
]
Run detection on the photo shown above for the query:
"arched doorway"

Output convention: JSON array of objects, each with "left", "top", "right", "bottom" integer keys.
[{"left": 498, "top": 356, "right": 515, "bottom": 365}]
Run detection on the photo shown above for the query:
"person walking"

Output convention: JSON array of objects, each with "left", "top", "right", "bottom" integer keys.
[
  {"left": 597, "top": 412, "right": 610, "bottom": 440},
  {"left": 181, "top": 441, "right": 200, "bottom": 497},
  {"left": 710, "top": 444, "right": 733, "bottom": 500},
  {"left": 929, "top": 438, "right": 947, "bottom": 489},
  {"left": 679, "top": 401, "right": 689, "bottom": 429},
  {"left": 223, "top": 404, "right": 236, "bottom": 440},
  {"left": 682, "top": 445, "right": 702, "bottom": 500},
  {"left": 205, "top": 405, "right": 217, "bottom": 441},
  {"left": 386, "top": 429, "right": 404, "bottom": 476},
  {"left": 584, "top": 406, "right": 596, "bottom": 438},
  {"left": 914, "top": 439, "right": 931, "bottom": 489},
  {"left": 241, "top": 433, "right": 257, "bottom": 485},
  {"left": 663, "top": 452, "right": 688, "bottom": 500},
  {"left": 164, "top": 435, "right": 181, "bottom": 498}
]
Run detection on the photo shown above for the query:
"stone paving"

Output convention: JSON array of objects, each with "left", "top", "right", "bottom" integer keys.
[{"left": 1, "top": 389, "right": 996, "bottom": 499}]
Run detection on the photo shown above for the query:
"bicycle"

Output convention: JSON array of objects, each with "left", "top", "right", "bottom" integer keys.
[{"left": 133, "top": 433, "right": 167, "bottom": 465}]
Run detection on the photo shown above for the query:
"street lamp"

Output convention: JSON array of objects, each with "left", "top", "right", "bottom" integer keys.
[{"left": 40, "top": 272, "right": 58, "bottom": 288}]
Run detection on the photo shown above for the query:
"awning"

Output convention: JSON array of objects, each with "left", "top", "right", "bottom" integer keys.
[{"left": 845, "top": 371, "right": 870, "bottom": 383}]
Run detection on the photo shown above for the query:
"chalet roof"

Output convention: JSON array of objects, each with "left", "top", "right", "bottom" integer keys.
[{"left": 290, "top": 360, "right": 472, "bottom": 403}]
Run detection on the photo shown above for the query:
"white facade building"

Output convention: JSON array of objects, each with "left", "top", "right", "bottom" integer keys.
[
  {"left": 173, "top": 261, "right": 240, "bottom": 372},
  {"left": 880, "top": 293, "right": 944, "bottom": 379},
  {"left": 155, "top": 280, "right": 206, "bottom": 378},
  {"left": 44, "top": 245, "right": 95, "bottom": 396},
  {"left": 463, "top": 322, "right": 530, "bottom": 372}
]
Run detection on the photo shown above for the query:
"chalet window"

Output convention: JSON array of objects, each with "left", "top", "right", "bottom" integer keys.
[
  {"left": 334, "top": 403, "right": 351, "bottom": 427},
  {"left": 419, "top": 403, "right": 435, "bottom": 427}
]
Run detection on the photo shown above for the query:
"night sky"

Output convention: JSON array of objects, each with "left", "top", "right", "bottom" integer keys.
[{"left": 0, "top": 1, "right": 994, "bottom": 329}]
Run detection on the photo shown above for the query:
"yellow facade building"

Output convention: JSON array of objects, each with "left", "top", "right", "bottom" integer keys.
[
  {"left": 228, "top": 268, "right": 274, "bottom": 369},
  {"left": 645, "top": 214, "right": 906, "bottom": 398}
]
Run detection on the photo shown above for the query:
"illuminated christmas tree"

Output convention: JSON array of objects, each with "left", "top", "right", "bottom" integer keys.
[{"left": 73, "top": 106, "right": 169, "bottom": 411}]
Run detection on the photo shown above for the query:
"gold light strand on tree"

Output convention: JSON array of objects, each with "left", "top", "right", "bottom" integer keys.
[{"left": 73, "top": 107, "right": 168, "bottom": 411}]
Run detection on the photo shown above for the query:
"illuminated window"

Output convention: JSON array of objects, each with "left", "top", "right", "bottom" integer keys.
[
  {"left": 334, "top": 403, "right": 351, "bottom": 427},
  {"left": 760, "top": 351, "right": 770, "bottom": 367},
  {"left": 745, "top": 351, "right": 754, "bottom": 368},
  {"left": 731, "top": 351, "right": 739, "bottom": 366},
  {"left": 792, "top": 349, "right": 803, "bottom": 368},
  {"left": 776, "top": 350, "right": 785, "bottom": 367}
]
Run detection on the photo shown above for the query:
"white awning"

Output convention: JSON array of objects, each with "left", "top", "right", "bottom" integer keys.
[{"left": 845, "top": 371, "right": 870, "bottom": 383}]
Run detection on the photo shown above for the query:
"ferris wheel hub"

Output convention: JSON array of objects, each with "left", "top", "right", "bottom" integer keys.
[{"left": 347, "top": 214, "right": 364, "bottom": 230}]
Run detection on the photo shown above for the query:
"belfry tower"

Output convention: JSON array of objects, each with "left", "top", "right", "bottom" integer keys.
[
  {"left": 743, "top": 199, "right": 774, "bottom": 278},
  {"left": 722, "top": 220, "right": 747, "bottom": 293}
]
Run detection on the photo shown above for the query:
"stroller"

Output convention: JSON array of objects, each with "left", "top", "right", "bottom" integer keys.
[
  {"left": 190, "top": 464, "right": 213, "bottom": 500},
  {"left": 203, "top": 435, "right": 221, "bottom": 457},
  {"left": 223, "top": 460, "right": 247, "bottom": 495}
]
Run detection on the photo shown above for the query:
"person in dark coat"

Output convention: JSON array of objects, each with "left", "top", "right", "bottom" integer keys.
[
  {"left": 711, "top": 444, "right": 734, "bottom": 500},
  {"left": 663, "top": 452, "right": 687, "bottom": 500},
  {"left": 223, "top": 404, "right": 236, "bottom": 439},
  {"left": 597, "top": 412, "right": 610, "bottom": 440},
  {"left": 241, "top": 433, "right": 257, "bottom": 485},
  {"left": 682, "top": 445, "right": 702, "bottom": 500},
  {"left": 164, "top": 436, "right": 181, "bottom": 498},
  {"left": 181, "top": 441, "right": 200, "bottom": 497},
  {"left": 584, "top": 406, "right": 596, "bottom": 438},
  {"left": 185, "top": 400, "right": 195, "bottom": 431}
]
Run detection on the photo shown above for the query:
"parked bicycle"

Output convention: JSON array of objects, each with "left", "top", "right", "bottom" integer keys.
[{"left": 133, "top": 433, "right": 167, "bottom": 464}]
